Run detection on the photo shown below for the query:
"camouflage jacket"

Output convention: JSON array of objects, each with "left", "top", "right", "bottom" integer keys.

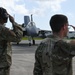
[
  {"left": 0, "top": 22, "right": 23, "bottom": 68},
  {"left": 33, "top": 35, "right": 75, "bottom": 75}
]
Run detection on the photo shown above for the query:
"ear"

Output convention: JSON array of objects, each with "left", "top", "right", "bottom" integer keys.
[
  {"left": 61, "top": 25, "right": 67, "bottom": 33},
  {"left": 63, "top": 25, "right": 66, "bottom": 30}
]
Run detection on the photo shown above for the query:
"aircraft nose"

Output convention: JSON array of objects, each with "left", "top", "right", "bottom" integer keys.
[
  {"left": 31, "top": 28, "right": 39, "bottom": 35},
  {"left": 26, "top": 26, "right": 39, "bottom": 37}
]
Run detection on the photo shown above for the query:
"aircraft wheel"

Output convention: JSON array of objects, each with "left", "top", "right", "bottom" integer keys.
[
  {"left": 33, "top": 40, "right": 35, "bottom": 45},
  {"left": 29, "top": 43, "right": 31, "bottom": 46},
  {"left": 17, "top": 42, "right": 19, "bottom": 45}
]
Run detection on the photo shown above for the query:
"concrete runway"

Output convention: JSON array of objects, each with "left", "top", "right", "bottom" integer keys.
[
  {"left": 10, "top": 40, "right": 75, "bottom": 75},
  {"left": 10, "top": 40, "right": 42, "bottom": 75}
]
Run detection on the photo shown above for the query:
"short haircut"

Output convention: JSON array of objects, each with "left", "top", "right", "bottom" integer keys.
[
  {"left": 0, "top": 7, "right": 7, "bottom": 19},
  {"left": 49, "top": 14, "right": 68, "bottom": 32}
]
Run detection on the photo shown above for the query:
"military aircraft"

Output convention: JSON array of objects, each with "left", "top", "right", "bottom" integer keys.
[{"left": 19, "top": 14, "right": 40, "bottom": 46}]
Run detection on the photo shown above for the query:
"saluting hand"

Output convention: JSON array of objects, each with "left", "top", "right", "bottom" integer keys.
[
  {"left": 69, "top": 25, "right": 75, "bottom": 30},
  {"left": 8, "top": 14, "right": 15, "bottom": 23}
]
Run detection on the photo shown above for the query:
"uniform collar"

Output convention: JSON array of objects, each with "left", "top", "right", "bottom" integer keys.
[{"left": 48, "top": 35, "right": 62, "bottom": 40}]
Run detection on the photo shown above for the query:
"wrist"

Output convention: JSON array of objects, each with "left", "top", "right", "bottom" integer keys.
[{"left": 12, "top": 22, "right": 16, "bottom": 25}]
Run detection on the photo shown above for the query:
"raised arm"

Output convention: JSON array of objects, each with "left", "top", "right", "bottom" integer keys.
[{"left": 0, "top": 14, "right": 23, "bottom": 42}]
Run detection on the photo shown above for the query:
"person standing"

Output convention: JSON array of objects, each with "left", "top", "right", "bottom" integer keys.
[
  {"left": 0, "top": 7, "right": 23, "bottom": 75},
  {"left": 33, "top": 14, "right": 75, "bottom": 75}
]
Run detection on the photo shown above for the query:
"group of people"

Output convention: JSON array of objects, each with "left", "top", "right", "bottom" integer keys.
[{"left": 0, "top": 7, "right": 75, "bottom": 75}]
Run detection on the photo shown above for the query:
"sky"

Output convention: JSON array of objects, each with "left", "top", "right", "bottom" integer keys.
[{"left": 0, "top": 0, "right": 75, "bottom": 31}]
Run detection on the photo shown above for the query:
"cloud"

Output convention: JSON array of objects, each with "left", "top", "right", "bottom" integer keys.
[
  {"left": 29, "top": 0, "right": 67, "bottom": 16},
  {"left": 0, "top": 0, "right": 29, "bottom": 15},
  {"left": 50, "top": 0, "right": 66, "bottom": 12},
  {"left": 35, "top": 0, "right": 66, "bottom": 12},
  {"left": 0, "top": 0, "right": 66, "bottom": 16}
]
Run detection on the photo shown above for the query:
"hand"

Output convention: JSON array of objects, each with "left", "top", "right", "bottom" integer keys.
[
  {"left": 9, "top": 14, "right": 15, "bottom": 23},
  {"left": 69, "top": 25, "right": 75, "bottom": 30}
]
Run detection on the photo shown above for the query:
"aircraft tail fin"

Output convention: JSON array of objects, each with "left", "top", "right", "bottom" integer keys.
[
  {"left": 31, "top": 14, "right": 33, "bottom": 22},
  {"left": 24, "top": 16, "right": 30, "bottom": 26}
]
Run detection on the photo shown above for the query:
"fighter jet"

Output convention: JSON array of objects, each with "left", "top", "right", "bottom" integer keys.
[{"left": 21, "top": 14, "right": 40, "bottom": 46}]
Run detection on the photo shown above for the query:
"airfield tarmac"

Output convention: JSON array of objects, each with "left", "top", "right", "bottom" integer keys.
[
  {"left": 10, "top": 40, "right": 42, "bottom": 75},
  {"left": 10, "top": 40, "right": 75, "bottom": 75}
]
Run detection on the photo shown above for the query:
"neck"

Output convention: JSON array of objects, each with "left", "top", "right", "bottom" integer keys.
[{"left": 53, "top": 32, "right": 64, "bottom": 39}]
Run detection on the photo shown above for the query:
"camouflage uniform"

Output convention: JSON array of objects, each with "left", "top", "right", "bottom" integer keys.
[
  {"left": 33, "top": 35, "right": 75, "bottom": 75},
  {"left": 0, "top": 22, "right": 23, "bottom": 75}
]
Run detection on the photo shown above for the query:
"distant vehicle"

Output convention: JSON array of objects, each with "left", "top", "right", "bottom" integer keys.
[
  {"left": 38, "top": 30, "right": 52, "bottom": 38},
  {"left": 67, "top": 31, "right": 75, "bottom": 39},
  {"left": 18, "top": 14, "right": 40, "bottom": 46},
  {"left": 67, "top": 25, "right": 75, "bottom": 39}
]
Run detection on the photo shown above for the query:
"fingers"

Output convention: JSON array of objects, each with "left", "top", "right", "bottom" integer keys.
[
  {"left": 69, "top": 25, "right": 75, "bottom": 30},
  {"left": 8, "top": 14, "right": 15, "bottom": 23}
]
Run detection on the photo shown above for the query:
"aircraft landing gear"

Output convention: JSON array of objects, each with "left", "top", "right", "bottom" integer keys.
[
  {"left": 17, "top": 42, "right": 19, "bottom": 45},
  {"left": 28, "top": 36, "right": 32, "bottom": 46},
  {"left": 28, "top": 36, "right": 35, "bottom": 46},
  {"left": 32, "top": 39, "right": 35, "bottom": 45},
  {"left": 29, "top": 43, "right": 31, "bottom": 46}
]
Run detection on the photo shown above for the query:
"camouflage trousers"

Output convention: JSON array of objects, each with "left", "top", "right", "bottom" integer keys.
[{"left": 0, "top": 66, "right": 10, "bottom": 75}]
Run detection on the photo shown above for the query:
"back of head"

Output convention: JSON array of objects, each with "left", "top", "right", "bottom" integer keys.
[
  {"left": 49, "top": 14, "right": 68, "bottom": 33},
  {"left": 0, "top": 7, "right": 8, "bottom": 20}
]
